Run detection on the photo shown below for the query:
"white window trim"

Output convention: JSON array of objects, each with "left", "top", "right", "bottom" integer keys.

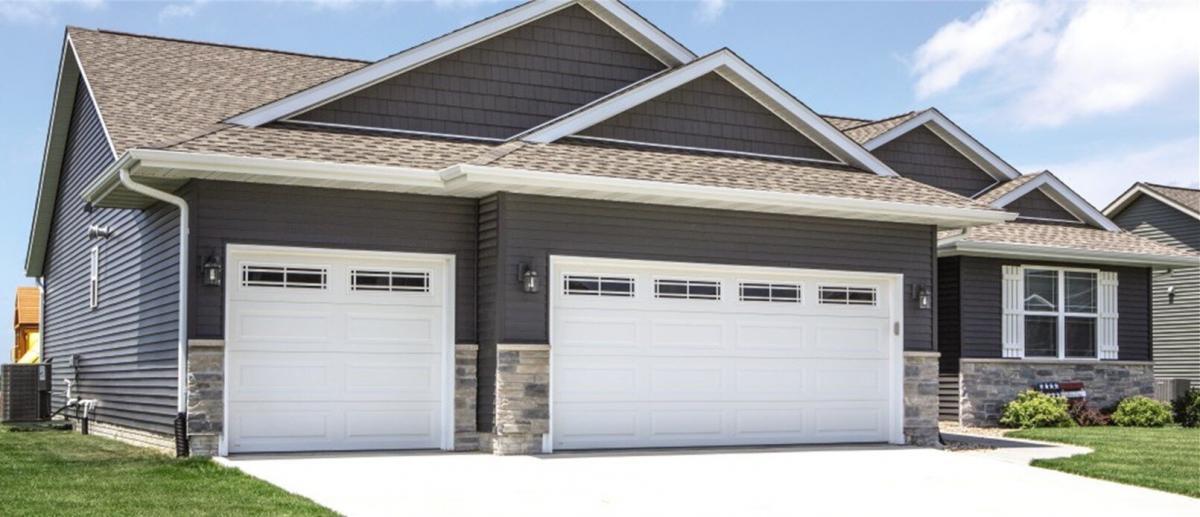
[
  {"left": 1017, "top": 265, "right": 1102, "bottom": 360},
  {"left": 240, "top": 263, "right": 329, "bottom": 290},
  {"left": 349, "top": 268, "right": 433, "bottom": 293},
  {"left": 816, "top": 284, "right": 879, "bottom": 306},
  {"left": 652, "top": 277, "right": 722, "bottom": 301},
  {"left": 561, "top": 273, "right": 636, "bottom": 298},
  {"left": 737, "top": 281, "right": 803, "bottom": 304}
]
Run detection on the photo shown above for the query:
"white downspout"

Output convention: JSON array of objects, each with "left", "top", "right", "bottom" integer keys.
[{"left": 116, "top": 168, "right": 189, "bottom": 418}]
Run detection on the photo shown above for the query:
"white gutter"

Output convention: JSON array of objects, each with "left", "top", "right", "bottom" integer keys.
[
  {"left": 939, "top": 240, "right": 1200, "bottom": 268},
  {"left": 117, "top": 167, "right": 189, "bottom": 416}
]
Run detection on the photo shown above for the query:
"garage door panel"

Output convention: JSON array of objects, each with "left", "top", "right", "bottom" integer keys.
[
  {"left": 226, "top": 247, "right": 447, "bottom": 453},
  {"left": 551, "top": 257, "right": 898, "bottom": 450}
]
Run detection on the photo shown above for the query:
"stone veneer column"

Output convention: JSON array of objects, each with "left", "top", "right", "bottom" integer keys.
[
  {"left": 904, "top": 351, "right": 941, "bottom": 447},
  {"left": 959, "top": 358, "right": 1155, "bottom": 427},
  {"left": 186, "top": 339, "right": 224, "bottom": 457},
  {"left": 492, "top": 344, "right": 549, "bottom": 455},
  {"left": 454, "top": 344, "right": 479, "bottom": 451}
]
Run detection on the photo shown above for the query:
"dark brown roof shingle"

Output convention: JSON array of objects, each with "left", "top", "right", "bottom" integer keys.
[{"left": 1144, "top": 183, "right": 1200, "bottom": 214}]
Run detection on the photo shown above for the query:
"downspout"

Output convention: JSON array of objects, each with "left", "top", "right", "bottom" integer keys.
[{"left": 116, "top": 167, "right": 190, "bottom": 457}]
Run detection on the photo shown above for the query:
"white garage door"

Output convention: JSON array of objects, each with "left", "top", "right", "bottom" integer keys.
[
  {"left": 550, "top": 257, "right": 902, "bottom": 451},
  {"left": 225, "top": 246, "right": 452, "bottom": 454}
]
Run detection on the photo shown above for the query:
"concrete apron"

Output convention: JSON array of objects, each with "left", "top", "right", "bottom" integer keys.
[{"left": 941, "top": 432, "right": 1093, "bottom": 464}]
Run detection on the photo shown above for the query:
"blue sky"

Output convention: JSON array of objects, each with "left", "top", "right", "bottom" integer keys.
[{"left": 1, "top": 0, "right": 1197, "bottom": 355}]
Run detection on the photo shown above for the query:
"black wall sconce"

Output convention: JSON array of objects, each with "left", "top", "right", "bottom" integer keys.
[
  {"left": 201, "top": 255, "right": 223, "bottom": 287},
  {"left": 912, "top": 284, "right": 931, "bottom": 310},
  {"left": 518, "top": 264, "right": 540, "bottom": 293}
]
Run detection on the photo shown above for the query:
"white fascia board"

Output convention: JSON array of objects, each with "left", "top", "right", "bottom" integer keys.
[
  {"left": 939, "top": 240, "right": 1200, "bottom": 268},
  {"left": 227, "top": 0, "right": 693, "bottom": 128},
  {"left": 1103, "top": 184, "right": 1200, "bottom": 222},
  {"left": 441, "top": 163, "right": 1013, "bottom": 226},
  {"left": 990, "top": 172, "right": 1121, "bottom": 231},
  {"left": 578, "top": 0, "right": 695, "bottom": 64},
  {"left": 863, "top": 109, "right": 1020, "bottom": 181},
  {"left": 520, "top": 50, "right": 900, "bottom": 177}
]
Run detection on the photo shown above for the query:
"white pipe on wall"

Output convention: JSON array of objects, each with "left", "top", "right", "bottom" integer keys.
[{"left": 116, "top": 168, "right": 189, "bottom": 415}]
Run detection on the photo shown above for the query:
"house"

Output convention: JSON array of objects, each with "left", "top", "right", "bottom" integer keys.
[
  {"left": 1104, "top": 183, "right": 1200, "bottom": 389},
  {"left": 24, "top": 0, "right": 1193, "bottom": 456},
  {"left": 11, "top": 287, "right": 41, "bottom": 364}
]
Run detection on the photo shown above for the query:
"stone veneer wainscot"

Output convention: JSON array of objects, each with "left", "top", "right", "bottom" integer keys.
[{"left": 903, "top": 352, "right": 941, "bottom": 447}]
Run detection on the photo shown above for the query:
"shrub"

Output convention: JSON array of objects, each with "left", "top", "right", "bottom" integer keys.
[
  {"left": 1172, "top": 389, "right": 1200, "bottom": 428},
  {"left": 1000, "top": 390, "right": 1074, "bottom": 429},
  {"left": 1111, "top": 396, "right": 1173, "bottom": 427},
  {"left": 1068, "top": 399, "right": 1110, "bottom": 426}
]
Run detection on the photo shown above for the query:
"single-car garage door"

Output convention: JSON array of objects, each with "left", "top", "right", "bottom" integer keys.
[
  {"left": 225, "top": 246, "right": 453, "bottom": 454},
  {"left": 550, "top": 257, "right": 902, "bottom": 451}
]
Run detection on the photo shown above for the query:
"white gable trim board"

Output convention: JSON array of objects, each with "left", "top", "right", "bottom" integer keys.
[
  {"left": 518, "top": 49, "right": 900, "bottom": 177},
  {"left": 544, "top": 256, "right": 906, "bottom": 452},
  {"left": 988, "top": 172, "right": 1121, "bottom": 232},
  {"left": 220, "top": 245, "right": 457, "bottom": 455},
  {"left": 861, "top": 109, "right": 1021, "bottom": 182},
  {"left": 1103, "top": 184, "right": 1200, "bottom": 222},
  {"left": 226, "top": 0, "right": 695, "bottom": 128}
]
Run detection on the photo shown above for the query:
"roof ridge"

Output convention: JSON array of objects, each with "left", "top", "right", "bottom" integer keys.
[
  {"left": 70, "top": 26, "right": 369, "bottom": 64},
  {"left": 1143, "top": 182, "right": 1200, "bottom": 193},
  {"left": 848, "top": 110, "right": 918, "bottom": 131}
]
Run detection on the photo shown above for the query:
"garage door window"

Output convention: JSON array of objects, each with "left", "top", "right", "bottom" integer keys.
[
  {"left": 563, "top": 275, "right": 635, "bottom": 297},
  {"left": 655, "top": 279, "right": 720, "bottom": 300},
  {"left": 242, "top": 265, "right": 327, "bottom": 289},
  {"left": 351, "top": 270, "right": 430, "bottom": 293},
  {"left": 818, "top": 286, "right": 877, "bottom": 306},
  {"left": 739, "top": 282, "right": 801, "bottom": 303}
]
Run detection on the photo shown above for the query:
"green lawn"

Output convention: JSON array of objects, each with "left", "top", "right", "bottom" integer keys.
[
  {"left": 1008, "top": 426, "right": 1200, "bottom": 498},
  {"left": 0, "top": 425, "right": 334, "bottom": 516}
]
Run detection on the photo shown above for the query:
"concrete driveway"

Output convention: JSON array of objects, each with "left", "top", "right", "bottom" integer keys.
[{"left": 220, "top": 444, "right": 1199, "bottom": 517}]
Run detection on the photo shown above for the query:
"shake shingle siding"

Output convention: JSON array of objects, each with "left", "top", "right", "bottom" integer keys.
[
  {"left": 294, "top": 5, "right": 665, "bottom": 139},
  {"left": 1111, "top": 194, "right": 1200, "bottom": 386},
  {"left": 186, "top": 181, "right": 479, "bottom": 344},
  {"left": 1008, "top": 189, "right": 1081, "bottom": 222},
  {"left": 577, "top": 73, "right": 837, "bottom": 161},
  {"left": 42, "top": 82, "right": 182, "bottom": 435},
  {"left": 956, "top": 256, "right": 1151, "bottom": 362},
  {"left": 870, "top": 126, "right": 996, "bottom": 197}
]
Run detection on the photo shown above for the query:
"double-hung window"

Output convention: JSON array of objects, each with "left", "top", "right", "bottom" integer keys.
[{"left": 1021, "top": 268, "right": 1098, "bottom": 359}]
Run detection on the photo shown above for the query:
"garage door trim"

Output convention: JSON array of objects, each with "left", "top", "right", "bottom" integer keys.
[
  {"left": 220, "top": 244, "right": 457, "bottom": 456},
  {"left": 545, "top": 255, "right": 905, "bottom": 453}
]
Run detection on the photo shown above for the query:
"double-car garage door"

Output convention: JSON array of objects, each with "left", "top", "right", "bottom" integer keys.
[{"left": 224, "top": 247, "right": 900, "bottom": 454}]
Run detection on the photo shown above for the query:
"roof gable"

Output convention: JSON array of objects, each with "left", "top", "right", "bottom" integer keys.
[
  {"left": 858, "top": 109, "right": 1019, "bottom": 182},
  {"left": 985, "top": 171, "right": 1120, "bottom": 231},
  {"left": 227, "top": 0, "right": 694, "bottom": 128},
  {"left": 519, "top": 49, "right": 899, "bottom": 175},
  {"left": 575, "top": 72, "right": 836, "bottom": 161},
  {"left": 290, "top": 4, "right": 667, "bottom": 140},
  {"left": 870, "top": 125, "right": 997, "bottom": 197},
  {"left": 1005, "top": 187, "right": 1083, "bottom": 223},
  {"left": 1104, "top": 183, "right": 1200, "bottom": 222}
]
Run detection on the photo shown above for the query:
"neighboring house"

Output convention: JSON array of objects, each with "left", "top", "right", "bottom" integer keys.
[
  {"left": 23, "top": 0, "right": 1192, "bottom": 456},
  {"left": 12, "top": 287, "right": 41, "bottom": 364},
  {"left": 1104, "top": 183, "right": 1200, "bottom": 388}
]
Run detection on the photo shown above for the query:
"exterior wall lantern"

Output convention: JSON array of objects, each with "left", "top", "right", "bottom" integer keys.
[
  {"left": 201, "top": 255, "right": 223, "bottom": 287},
  {"left": 519, "top": 264, "right": 540, "bottom": 293},
  {"left": 913, "top": 284, "right": 931, "bottom": 310}
]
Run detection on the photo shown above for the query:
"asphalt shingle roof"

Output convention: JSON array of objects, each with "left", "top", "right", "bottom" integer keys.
[
  {"left": 1144, "top": 183, "right": 1200, "bottom": 214},
  {"left": 941, "top": 222, "right": 1199, "bottom": 259},
  {"left": 974, "top": 172, "right": 1043, "bottom": 204}
]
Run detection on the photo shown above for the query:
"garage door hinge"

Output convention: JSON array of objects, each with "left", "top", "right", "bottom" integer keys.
[{"left": 893, "top": 322, "right": 900, "bottom": 336}]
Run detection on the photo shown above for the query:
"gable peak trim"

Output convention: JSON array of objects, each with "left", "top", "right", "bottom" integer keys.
[
  {"left": 1102, "top": 182, "right": 1200, "bottom": 222},
  {"left": 990, "top": 171, "right": 1121, "bottom": 232},
  {"left": 518, "top": 49, "right": 900, "bottom": 177},
  {"left": 226, "top": 0, "right": 695, "bottom": 128},
  {"left": 862, "top": 108, "right": 1021, "bottom": 182}
]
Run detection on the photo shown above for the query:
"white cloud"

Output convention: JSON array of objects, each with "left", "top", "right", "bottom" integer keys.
[
  {"left": 695, "top": 0, "right": 727, "bottom": 24},
  {"left": 0, "top": 0, "right": 104, "bottom": 24},
  {"left": 1031, "top": 137, "right": 1200, "bottom": 208},
  {"left": 159, "top": 0, "right": 208, "bottom": 21},
  {"left": 911, "top": 0, "right": 1199, "bottom": 127}
]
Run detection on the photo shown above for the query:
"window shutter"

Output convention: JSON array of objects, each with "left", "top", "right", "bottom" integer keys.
[
  {"left": 1001, "top": 265, "right": 1023, "bottom": 358},
  {"left": 1098, "top": 271, "right": 1119, "bottom": 360}
]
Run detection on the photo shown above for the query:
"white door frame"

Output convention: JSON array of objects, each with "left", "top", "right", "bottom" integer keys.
[
  {"left": 544, "top": 255, "right": 906, "bottom": 453},
  {"left": 219, "top": 244, "right": 456, "bottom": 456}
]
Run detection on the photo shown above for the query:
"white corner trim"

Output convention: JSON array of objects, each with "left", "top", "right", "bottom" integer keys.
[
  {"left": 1103, "top": 184, "right": 1200, "bottom": 222},
  {"left": 226, "top": 0, "right": 693, "bottom": 128},
  {"left": 862, "top": 109, "right": 1020, "bottom": 181},
  {"left": 989, "top": 172, "right": 1121, "bottom": 231},
  {"left": 519, "top": 49, "right": 900, "bottom": 177},
  {"left": 938, "top": 239, "right": 1199, "bottom": 267}
]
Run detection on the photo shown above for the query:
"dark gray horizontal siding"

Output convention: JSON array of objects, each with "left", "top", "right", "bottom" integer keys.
[
  {"left": 475, "top": 194, "right": 500, "bottom": 431},
  {"left": 187, "top": 181, "right": 479, "bottom": 344},
  {"left": 957, "top": 256, "right": 1151, "bottom": 362},
  {"left": 294, "top": 4, "right": 664, "bottom": 139},
  {"left": 494, "top": 193, "right": 936, "bottom": 346},
  {"left": 937, "top": 257, "right": 962, "bottom": 373},
  {"left": 1007, "top": 188, "right": 1082, "bottom": 223},
  {"left": 578, "top": 72, "right": 836, "bottom": 161},
  {"left": 1111, "top": 194, "right": 1200, "bottom": 385},
  {"left": 42, "top": 80, "right": 182, "bottom": 435},
  {"left": 870, "top": 126, "right": 996, "bottom": 198}
]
